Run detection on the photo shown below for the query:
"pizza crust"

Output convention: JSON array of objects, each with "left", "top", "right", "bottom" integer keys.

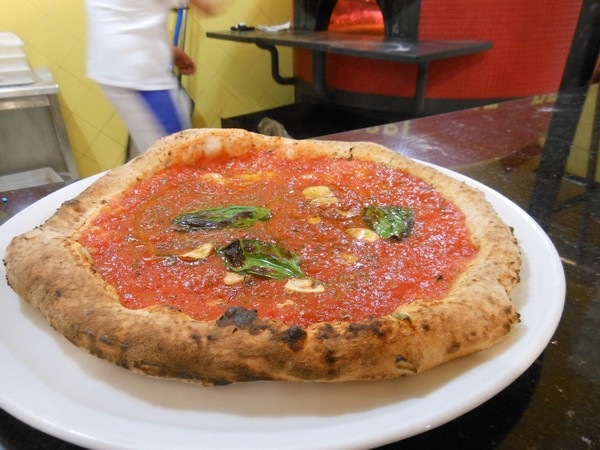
[{"left": 4, "top": 128, "right": 520, "bottom": 385}]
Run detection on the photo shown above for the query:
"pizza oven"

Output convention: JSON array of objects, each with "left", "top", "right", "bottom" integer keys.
[
  {"left": 293, "top": 0, "right": 418, "bottom": 38},
  {"left": 221, "top": 1, "right": 580, "bottom": 138},
  {"left": 292, "top": 0, "right": 581, "bottom": 115}
]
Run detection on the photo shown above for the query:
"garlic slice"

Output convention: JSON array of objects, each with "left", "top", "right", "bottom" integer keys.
[
  {"left": 302, "top": 186, "right": 339, "bottom": 206},
  {"left": 338, "top": 252, "right": 359, "bottom": 264},
  {"left": 179, "top": 243, "right": 214, "bottom": 261},
  {"left": 223, "top": 272, "right": 245, "bottom": 286},
  {"left": 335, "top": 209, "right": 358, "bottom": 218},
  {"left": 276, "top": 299, "right": 297, "bottom": 308},
  {"left": 207, "top": 298, "right": 227, "bottom": 307},
  {"left": 236, "top": 171, "right": 274, "bottom": 183},
  {"left": 284, "top": 278, "right": 325, "bottom": 293},
  {"left": 346, "top": 228, "right": 380, "bottom": 243}
]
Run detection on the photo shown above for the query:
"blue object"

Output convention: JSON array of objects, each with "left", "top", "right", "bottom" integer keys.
[
  {"left": 173, "top": 8, "right": 184, "bottom": 47},
  {"left": 138, "top": 90, "right": 184, "bottom": 135}
]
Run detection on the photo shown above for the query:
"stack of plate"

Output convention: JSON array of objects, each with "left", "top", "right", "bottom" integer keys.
[{"left": 0, "top": 32, "right": 34, "bottom": 87}]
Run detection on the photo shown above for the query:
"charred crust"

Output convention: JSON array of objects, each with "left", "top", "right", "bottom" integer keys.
[
  {"left": 115, "top": 358, "right": 129, "bottom": 369},
  {"left": 347, "top": 319, "right": 386, "bottom": 337},
  {"left": 100, "top": 335, "right": 114, "bottom": 346},
  {"left": 62, "top": 199, "right": 79, "bottom": 208},
  {"left": 324, "top": 349, "right": 338, "bottom": 365},
  {"left": 216, "top": 306, "right": 268, "bottom": 335},
  {"left": 89, "top": 346, "right": 104, "bottom": 359},
  {"left": 175, "top": 371, "right": 196, "bottom": 380},
  {"left": 115, "top": 342, "right": 130, "bottom": 368},
  {"left": 217, "top": 306, "right": 258, "bottom": 327},
  {"left": 135, "top": 360, "right": 168, "bottom": 377},
  {"left": 447, "top": 341, "right": 461, "bottom": 354},
  {"left": 394, "top": 354, "right": 417, "bottom": 373},
  {"left": 162, "top": 304, "right": 183, "bottom": 313},
  {"left": 315, "top": 323, "right": 339, "bottom": 340},
  {"left": 279, "top": 325, "right": 307, "bottom": 351}
]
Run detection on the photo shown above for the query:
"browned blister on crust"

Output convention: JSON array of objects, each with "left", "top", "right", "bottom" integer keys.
[{"left": 4, "top": 129, "right": 521, "bottom": 385}]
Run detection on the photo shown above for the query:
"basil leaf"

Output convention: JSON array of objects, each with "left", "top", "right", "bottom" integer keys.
[
  {"left": 217, "top": 238, "right": 306, "bottom": 279},
  {"left": 173, "top": 206, "right": 272, "bottom": 231},
  {"left": 362, "top": 205, "right": 415, "bottom": 240}
]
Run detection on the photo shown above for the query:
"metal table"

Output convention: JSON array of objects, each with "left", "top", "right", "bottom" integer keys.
[
  {"left": 206, "top": 29, "right": 491, "bottom": 114},
  {"left": 0, "top": 68, "right": 78, "bottom": 189}
]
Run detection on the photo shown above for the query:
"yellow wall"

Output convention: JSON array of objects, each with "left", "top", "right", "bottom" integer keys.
[{"left": 0, "top": 0, "right": 294, "bottom": 177}]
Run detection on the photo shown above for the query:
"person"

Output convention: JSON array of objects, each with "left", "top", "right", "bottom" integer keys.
[{"left": 84, "top": 0, "right": 220, "bottom": 158}]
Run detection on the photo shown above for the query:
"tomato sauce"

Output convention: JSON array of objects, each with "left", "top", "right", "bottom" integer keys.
[{"left": 78, "top": 150, "right": 477, "bottom": 327}]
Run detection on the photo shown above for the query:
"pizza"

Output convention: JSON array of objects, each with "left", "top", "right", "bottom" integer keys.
[{"left": 4, "top": 128, "right": 521, "bottom": 385}]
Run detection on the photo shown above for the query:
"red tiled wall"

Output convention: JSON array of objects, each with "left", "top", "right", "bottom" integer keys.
[{"left": 294, "top": 0, "right": 582, "bottom": 99}]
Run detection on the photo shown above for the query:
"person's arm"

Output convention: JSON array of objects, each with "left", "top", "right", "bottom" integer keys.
[
  {"left": 173, "top": 47, "right": 196, "bottom": 75},
  {"left": 171, "top": 0, "right": 220, "bottom": 75}
]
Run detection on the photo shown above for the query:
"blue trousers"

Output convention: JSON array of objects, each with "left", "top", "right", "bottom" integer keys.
[{"left": 100, "top": 84, "right": 192, "bottom": 158}]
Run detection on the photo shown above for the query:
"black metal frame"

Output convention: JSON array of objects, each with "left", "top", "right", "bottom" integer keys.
[
  {"left": 528, "top": 0, "right": 600, "bottom": 262},
  {"left": 528, "top": 0, "right": 600, "bottom": 229}
]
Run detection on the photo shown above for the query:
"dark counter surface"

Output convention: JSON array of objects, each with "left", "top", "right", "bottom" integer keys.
[
  {"left": 206, "top": 29, "right": 491, "bottom": 115},
  {"left": 206, "top": 29, "right": 491, "bottom": 63},
  {"left": 1, "top": 86, "right": 599, "bottom": 449}
]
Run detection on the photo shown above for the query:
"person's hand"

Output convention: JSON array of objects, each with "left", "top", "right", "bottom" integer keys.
[
  {"left": 188, "top": 0, "right": 221, "bottom": 15},
  {"left": 173, "top": 47, "right": 196, "bottom": 75}
]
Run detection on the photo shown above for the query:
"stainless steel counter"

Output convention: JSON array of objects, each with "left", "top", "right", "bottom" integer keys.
[{"left": 0, "top": 68, "right": 78, "bottom": 188}]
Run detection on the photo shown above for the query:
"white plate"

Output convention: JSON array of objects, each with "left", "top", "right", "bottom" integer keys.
[{"left": 0, "top": 168, "right": 565, "bottom": 450}]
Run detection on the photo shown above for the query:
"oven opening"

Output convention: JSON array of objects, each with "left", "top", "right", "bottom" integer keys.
[
  {"left": 293, "top": 0, "right": 420, "bottom": 39},
  {"left": 329, "top": 0, "right": 384, "bottom": 34}
]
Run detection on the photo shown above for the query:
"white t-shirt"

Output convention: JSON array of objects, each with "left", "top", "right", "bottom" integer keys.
[{"left": 85, "top": 0, "right": 185, "bottom": 90}]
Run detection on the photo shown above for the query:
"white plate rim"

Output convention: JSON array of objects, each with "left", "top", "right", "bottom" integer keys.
[{"left": 0, "top": 165, "right": 565, "bottom": 450}]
